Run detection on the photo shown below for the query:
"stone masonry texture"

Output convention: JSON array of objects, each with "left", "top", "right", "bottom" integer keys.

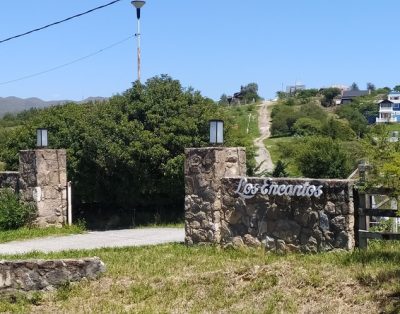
[
  {"left": 19, "top": 149, "right": 67, "bottom": 227},
  {"left": 0, "top": 257, "right": 105, "bottom": 292},
  {"left": 184, "top": 147, "right": 246, "bottom": 245},
  {"left": 185, "top": 147, "right": 355, "bottom": 253}
]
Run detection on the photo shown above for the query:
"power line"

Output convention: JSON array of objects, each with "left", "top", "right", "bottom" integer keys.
[
  {"left": 0, "top": 35, "right": 134, "bottom": 85},
  {"left": 0, "top": 0, "right": 122, "bottom": 44}
]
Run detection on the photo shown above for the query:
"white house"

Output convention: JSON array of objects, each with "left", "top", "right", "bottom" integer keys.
[{"left": 376, "top": 91, "right": 400, "bottom": 123}]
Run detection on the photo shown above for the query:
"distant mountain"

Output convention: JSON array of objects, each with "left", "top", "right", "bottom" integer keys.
[{"left": 0, "top": 96, "right": 107, "bottom": 116}]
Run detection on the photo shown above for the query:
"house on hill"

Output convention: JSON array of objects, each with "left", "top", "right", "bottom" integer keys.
[
  {"left": 340, "top": 90, "right": 370, "bottom": 104},
  {"left": 376, "top": 91, "right": 400, "bottom": 123}
]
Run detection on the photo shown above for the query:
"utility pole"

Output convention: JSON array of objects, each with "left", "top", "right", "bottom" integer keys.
[{"left": 131, "top": 1, "right": 145, "bottom": 82}]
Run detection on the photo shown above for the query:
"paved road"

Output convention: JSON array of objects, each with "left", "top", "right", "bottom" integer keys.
[{"left": 0, "top": 228, "right": 185, "bottom": 255}]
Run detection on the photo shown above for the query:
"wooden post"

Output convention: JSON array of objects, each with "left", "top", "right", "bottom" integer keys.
[{"left": 356, "top": 191, "right": 369, "bottom": 248}]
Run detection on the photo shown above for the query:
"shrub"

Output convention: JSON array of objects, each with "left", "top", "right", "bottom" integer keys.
[
  {"left": 294, "top": 137, "right": 352, "bottom": 179},
  {"left": 293, "top": 118, "right": 323, "bottom": 136},
  {"left": 0, "top": 189, "right": 36, "bottom": 230}
]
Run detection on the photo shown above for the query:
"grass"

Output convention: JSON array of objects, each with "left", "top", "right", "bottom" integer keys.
[
  {"left": 0, "top": 241, "right": 398, "bottom": 313},
  {"left": 0, "top": 162, "right": 5, "bottom": 171},
  {"left": 226, "top": 103, "right": 260, "bottom": 141},
  {"left": 0, "top": 225, "right": 85, "bottom": 243},
  {"left": 136, "top": 222, "right": 184, "bottom": 229},
  {"left": 264, "top": 136, "right": 301, "bottom": 176}
]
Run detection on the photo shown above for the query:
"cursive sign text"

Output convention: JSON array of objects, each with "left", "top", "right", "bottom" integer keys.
[{"left": 235, "top": 178, "right": 323, "bottom": 199}]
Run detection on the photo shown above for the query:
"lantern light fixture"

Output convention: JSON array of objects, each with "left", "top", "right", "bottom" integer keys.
[{"left": 209, "top": 120, "right": 224, "bottom": 145}]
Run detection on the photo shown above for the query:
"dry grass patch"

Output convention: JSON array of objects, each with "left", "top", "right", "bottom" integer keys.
[{"left": 0, "top": 242, "right": 398, "bottom": 313}]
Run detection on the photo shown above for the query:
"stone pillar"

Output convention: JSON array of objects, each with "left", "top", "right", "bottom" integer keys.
[
  {"left": 184, "top": 147, "right": 246, "bottom": 245},
  {"left": 19, "top": 150, "right": 67, "bottom": 227}
]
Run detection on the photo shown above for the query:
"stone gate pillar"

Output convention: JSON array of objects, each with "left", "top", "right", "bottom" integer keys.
[
  {"left": 19, "top": 149, "right": 67, "bottom": 227},
  {"left": 184, "top": 147, "right": 246, "bottom": 245}
]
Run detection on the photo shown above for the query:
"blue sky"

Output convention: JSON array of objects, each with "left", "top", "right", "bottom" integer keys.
[{"left": 0, "top": 0, "right": 399, "bottom": 101}]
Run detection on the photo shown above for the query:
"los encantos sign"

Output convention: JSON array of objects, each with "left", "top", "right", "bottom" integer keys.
[{"left": 235, "top": 178, "right": 324, "bottom": 199}]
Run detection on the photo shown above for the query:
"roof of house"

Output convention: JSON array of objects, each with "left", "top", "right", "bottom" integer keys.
[
  {"left": 389, "top": 91, "right": 400, "bottom": 95},
  {"left": 342, "top": 90, "right": 369, "bottom": 99},
  {"left": 378, "top": 99, "right": 393, "bottom": 104}
]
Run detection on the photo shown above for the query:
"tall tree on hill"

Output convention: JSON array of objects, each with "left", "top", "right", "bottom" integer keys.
[
  {"left": 350, "top": 82, "right": 359, "bottom": 91},
  {"left": 240, "top": 83, "right": 261, "bottom": 103},
  {"left": 219, "top": 93, "right": 229, "bottom": 105},
  {"left": 367, "top": 82, "right": 376, "bottom": 92}
]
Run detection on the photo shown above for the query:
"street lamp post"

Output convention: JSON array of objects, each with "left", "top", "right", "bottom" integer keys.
[{"left": 131, "top": 1, "right": 146, "bottom": 82}]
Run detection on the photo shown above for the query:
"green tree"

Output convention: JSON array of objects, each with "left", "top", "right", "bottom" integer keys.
[
  {"left": 336, "top": 105, "right": 368, "bottom": 137},
  {"left": 363, "top": 125, "right": 400, "bottom": 196},
  {"left": 240, "top": 83, "right": 261, "bottom": 103},
  {"left": 350, "top": 82, "right": 359, "bottom": 91},
  {"left": 393, "top": 85, "right": 400, "bottom": 92},
  {"left": 320, "top": 118, "right": 356, "bottom": 141},
  {"left": 292, "top": 117, "right": 322, "bottom": 136},
  {"left": 366, "top": 82, "right": 376, "bottom": 92},
  {"left": 320, "top": 87, "right": 341, "bottom": 107},
  {"left": 0, "top": 75, "right": 251, "bottom": 223},
  {"left": 219, "top": 94, "right": 229, "bottom": 105},
  {"left": 272, "top": 160, "right": 288, "bottom": 177},
  {"left": 294, "top": 137, "right": 352, "bottom": 178}
]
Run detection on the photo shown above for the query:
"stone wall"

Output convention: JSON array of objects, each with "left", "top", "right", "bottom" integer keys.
[
  {"left": 0, "top": 257, "right": 105, "bottom": 292},
  {"left": 185, "top": 147, "right": 356, "bottom": 252},
  {"left": 220, "top": 178, "right": 354, "bottom": 253},
  {"left": 0, "top": 172, "right": 19, "bottom": 191},
  {"left": 185, "top": 147, "right": 246, "bottom": 245},
  {"left": 19, "top": 149, "right": 67, "bottom": 227}
]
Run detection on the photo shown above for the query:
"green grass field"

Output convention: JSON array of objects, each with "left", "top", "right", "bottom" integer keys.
[
  {"left": 226, "top": 104, "right": 260, "bottom": 141},
  {"left": 264, "top": 136, "right": 301, "bottom": 176},
  {"left": 0, "top": 242, "right": 398, "bottom": 313},
  {"left": 0, "top": 225, "right": 85, "bottom": 244}
]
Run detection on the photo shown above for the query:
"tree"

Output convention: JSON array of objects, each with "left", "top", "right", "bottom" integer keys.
[
  {"left": 366, "top": 82, "right": 376, "bottom": 92},
  {"left": 219, "top": 93, "right": 229, "bottom": 105},
  {"left": 320, "top": 88, "right": 341, "bottom": 107},
  {"left": 336, "top": 105, "right": 368, "bottom": 137},
  {"left": 363, "top": 125, "right": 400, "bottom": 197},
  {"left": 292, "top": 117, "right": 322, "bottom": 136},
  {"left": 272, "top": 160, "right": 288, "bottom": 177},
  {"left": 240, "top": 83, "right": 261, "bottom": 103},
  {"left": 0, "top": 75, "right": 246, "bottom": 224},
  {"left": 393, "top": 85, "right": 400, "bottom": 92},
  {"left": 320, "top": 118, "right": 356, "bottom": 141},
  {"left": 350, "top": 82, "right": 359, "bottom": 91},
  {"left": 294, "top": 137, "right": 352, "bottom": 179}
]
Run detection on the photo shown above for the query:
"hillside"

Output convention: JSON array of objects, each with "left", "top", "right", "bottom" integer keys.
[{"left": 0, "top": 96, "right": 107, "bottom": 116}]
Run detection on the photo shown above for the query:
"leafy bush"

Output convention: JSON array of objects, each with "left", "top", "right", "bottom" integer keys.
[
  {"left": 0, "top": 75, "right": 255, "bottom": 224},
  {"left": 0, "top": 189, "right": 35, "bottom": 230},
  {"left": 320, "top": 118, "right": 356, "bottom": 140},
  {"left": 271, "top": 102, "right": 328, "bottom": 137},
  {"left": 293, "top": 137, "right": 352, "bottom": 178},
  {"left": 293, "top": 118, "right": 323, "bottom": 136}
]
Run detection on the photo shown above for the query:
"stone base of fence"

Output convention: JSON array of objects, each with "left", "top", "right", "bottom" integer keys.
[
  {"left": 0, "top": 149, "right": 68, "bottom": 228},
  {"left": 185, "top": 147, "right": 356, "bottom": 253}
]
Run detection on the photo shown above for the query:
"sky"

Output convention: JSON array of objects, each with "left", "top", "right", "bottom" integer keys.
[{"left": 0, "top": 0, "right": 399, "bottom": 101}]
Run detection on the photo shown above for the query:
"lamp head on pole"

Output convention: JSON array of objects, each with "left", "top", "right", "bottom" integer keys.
[
  {"left": 36, "top": 128, "right": 48, "bottom": 148},
  {"left": 209, "top": 120, "right": 224, "bottom": 145},
  {"left": 131, "top": 0, "right": 145, "bottom": 18}
]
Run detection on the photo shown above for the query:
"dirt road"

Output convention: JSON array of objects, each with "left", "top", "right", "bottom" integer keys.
[{"left": 254, "top": 101, "right": 274, "bottom": 174}]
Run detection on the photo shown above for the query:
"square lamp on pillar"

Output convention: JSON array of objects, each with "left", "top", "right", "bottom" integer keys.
[
  {"left": 36, "top": 128, "right": 48, "bottom": 148},
  {"left": 209, "top": 120, "right": 224, "bottom": 145}
]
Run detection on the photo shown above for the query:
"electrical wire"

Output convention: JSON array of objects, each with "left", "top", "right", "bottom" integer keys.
[
  {"left": 0, "top": 35, "right": 134, "bottom": 85},
  {"left": 0, "top": 0, "right": 122, "bottom": 44}
]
